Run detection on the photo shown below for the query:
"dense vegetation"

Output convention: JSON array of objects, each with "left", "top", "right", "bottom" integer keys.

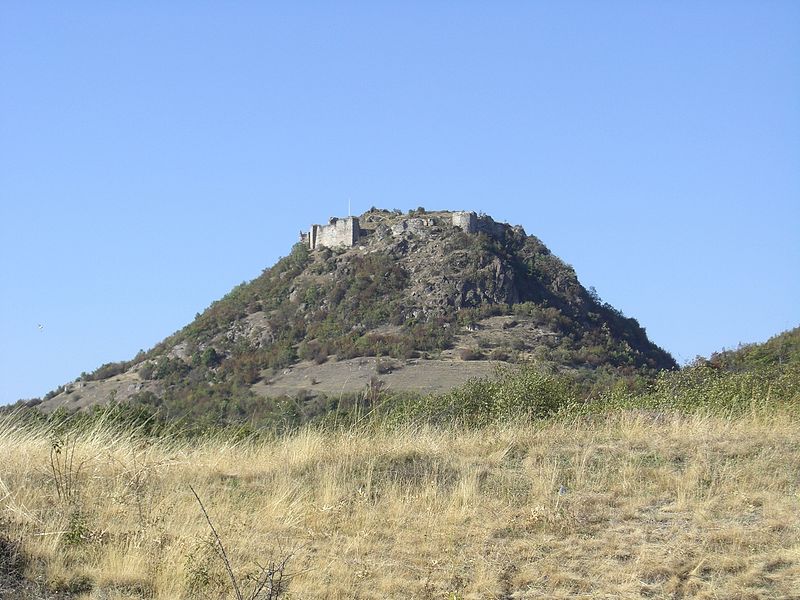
[
  {"left": 8, "top": 334, "right": 798, "bottom": 436},
  {"left": 56, "top": 326, "right": 789, "bottom": 434},
  {"left": 703, "top": 326, "right": 800, "bottom": 371}
]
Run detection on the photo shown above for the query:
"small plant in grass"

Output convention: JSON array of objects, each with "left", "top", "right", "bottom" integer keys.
[
  {"left": 62, "top": 509, "right": 90, "bottom": 546},
  {"left": 363, "top": 376, "right": 385, "bottom": 410},
  {"left": 49, "top": 433, "right": 84, "bottom": 504},
  {"left": 190, "top": 486, "right": 294, "bottom": 599},
  {"left": 47, "top": 573, "right": 94, "bottom": 595},
  {"left": 185, "top": 535, "right": 226, "bottom": 595}
]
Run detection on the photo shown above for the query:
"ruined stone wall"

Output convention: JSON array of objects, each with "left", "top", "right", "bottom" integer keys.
[
  {"left": 391, "top": 217, "right": 435, "bottom": 236},
  {"left": 452, "top": 211, "right": 513, "bottom": 239},
  {"left": 304, "top": 210, "right": 517, "bottom": 251},
  {"left": 308, "top": 217, "right": 360, "bottom": 250},
  {"left": 451, "top": 211, "right": 478, "bottom": 232},
  {"left": 475, "top": 215, "right": 507, "bottom": 239}
]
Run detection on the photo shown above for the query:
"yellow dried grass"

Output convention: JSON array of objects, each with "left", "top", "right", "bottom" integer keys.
[{"left": 0, "top": 410, "right": 798, "bottom": 598}]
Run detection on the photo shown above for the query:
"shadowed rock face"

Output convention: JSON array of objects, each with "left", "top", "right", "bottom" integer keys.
[
  {"left": 0, "top": 535, "right": 26, "bottom": 599},
  {"left": 0, "top": 533, "right": 76, "bottom": 600},
  {"left": 38, "top": 208, "right": 676, "bottom": 412},
  {"left": 0, "top": 536, "right": 24, "bottom": 580}
]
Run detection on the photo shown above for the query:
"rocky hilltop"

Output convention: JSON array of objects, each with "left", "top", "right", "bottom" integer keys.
[{"left": 38, "top": 208, "right": 676, "bottom": 419}]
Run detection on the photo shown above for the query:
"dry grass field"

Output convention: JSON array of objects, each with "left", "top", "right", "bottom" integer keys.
[{"left": 1, "top": 409, "right": 799, "bottom": 599}]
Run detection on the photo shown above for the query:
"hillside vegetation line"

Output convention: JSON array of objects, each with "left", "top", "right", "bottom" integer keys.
[{"left": 1, "top": 403, "right": 799, "bottom": 599}]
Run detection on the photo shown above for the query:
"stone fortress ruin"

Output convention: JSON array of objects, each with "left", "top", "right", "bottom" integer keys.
[
  {"left": 305, "top": 216, "right": 361, "bottom": 250},
  {"left": 302, "top": 210, "right": 514, "bottom": 250}
]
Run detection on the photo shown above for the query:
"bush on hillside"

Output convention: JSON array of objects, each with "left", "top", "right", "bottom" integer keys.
[{"left": 388, "top": 366, "right": 576, "bottom": 427}]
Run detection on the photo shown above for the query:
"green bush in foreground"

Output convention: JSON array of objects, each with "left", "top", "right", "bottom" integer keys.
[
  {"left": 383, "top": 362, "right": 799, "bottom": 427},
  {"left": 585, "top": 363, "right": 800, "bottom": 416},
  {"left": 382, "top": 366, "right": 576, "bottom": 427}
]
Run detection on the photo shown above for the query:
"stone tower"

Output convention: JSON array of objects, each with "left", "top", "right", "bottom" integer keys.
[
  {"left": 307, "top": 216, "right": 361, "bottom": 250},
  {"left": 451, "top": 211, "right": 478, "bottom": 232}
]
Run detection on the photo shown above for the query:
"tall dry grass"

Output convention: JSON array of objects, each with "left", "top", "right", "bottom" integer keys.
[{"left": 1, "top": 409, "right": 798, "bottom": 599}]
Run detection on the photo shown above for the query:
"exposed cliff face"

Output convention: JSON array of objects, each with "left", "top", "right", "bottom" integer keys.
[{"left": 39, "top": 208, "right": 676, "bottom": 413}]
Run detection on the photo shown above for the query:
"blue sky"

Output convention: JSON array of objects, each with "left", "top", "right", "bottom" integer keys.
[{"left": 1, "top": 2, "right": 798, "bottom": 403}]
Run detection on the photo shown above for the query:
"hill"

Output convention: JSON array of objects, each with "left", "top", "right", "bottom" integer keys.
[{"left": 35, "top": 208, "right": 676, "bottom": 421}]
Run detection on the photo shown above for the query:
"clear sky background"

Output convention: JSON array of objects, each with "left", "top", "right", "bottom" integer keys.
[{"left": 1, "top": 2, "right": 798, "bottom": 404}]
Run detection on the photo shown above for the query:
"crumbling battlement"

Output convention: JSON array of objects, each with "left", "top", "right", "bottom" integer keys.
[
  {"left": 301, "top": 210, "right": 519, "bottom": 250},
  {"left": 451, "top": 211, "right": 478, "bottom": 232},
  {"left": 304, "top": 217, "right": 361, "bottom": 250}
]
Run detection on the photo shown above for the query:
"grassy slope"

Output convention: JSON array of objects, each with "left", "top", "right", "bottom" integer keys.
[{"left": 1, "top": 407, "right": 799, "bottom": 599}]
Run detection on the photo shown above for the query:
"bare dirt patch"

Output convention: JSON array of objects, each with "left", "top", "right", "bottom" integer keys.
[{"left": 253, "top": 357, "right": 506, "bottom": 398}]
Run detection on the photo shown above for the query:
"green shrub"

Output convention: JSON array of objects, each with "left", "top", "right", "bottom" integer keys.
[
  {"left": 153, "top": 357, "right": 190, "bottom": 381},
  {"left": 387, "top": 366, "right": 576, "bottom": 427},
  {"left": 489, "top": 348, "right": 510, "bottom": 362},
  {"left": 459, "top": 348, "right": 483, "bottom": 361},
  {"left": 82, "top": 361, "right": 130, "bottom": 381}
]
